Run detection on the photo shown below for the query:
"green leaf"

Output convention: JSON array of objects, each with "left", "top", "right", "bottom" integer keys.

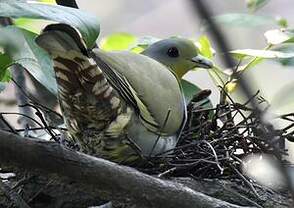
[
  {"left": 0, "top": 1, "right": 100, "bottom": 48},
  {"left": 275, "top": 17, "right": 288, "bottom": 28},
  {"left": 230, "top": 49, "right": 294, "bottom": 59},
  {"left": 100, "top": 34, "right": 160, "bottom": 53},
  {"left": 181, "top": 79, "right": 213, "bottom": 109},
  {"left": 15, "top": 18, "right": 52, "bottom": 34},
  {"left": 0, "top": 53, "right": 12, "bottom": 82},
  {"left": 100, "top": 33, "right": 137, "bottom": 51},
  {"left": 0, "top": 26, "right": 57, "bottom": 95},
  {"left": 246, "top": 0, "right": 270, "bottom": 12},
  {"left": 209, "top": 13, "right": 275, "bottom": 28},
  {"left": 264, "top": 29, "right": 294, "bottom": 45},
  {"left": 197, "top": 35, "right": 214, "bottom": 58},
  {"left": 0, "top": 69, "right": 11, "bottom": 82},
  {"left": 131, "top": 46, "right": 145, "bottom": 53}
]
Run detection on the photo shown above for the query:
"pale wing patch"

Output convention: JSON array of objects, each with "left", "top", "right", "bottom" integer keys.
[
  {"left": 55, "top": 71, "right": 69, "bottom": 82},
  {"left": 61, "top": 100, "right": 70, "bottom": 109},
  {"left": 92, "top": 79, "right": 107, "bottom": 93},
  {"left": 67, "top": 118, "right": 79, "bottom": 132},
  {"left": 104, "top": 87, "right": 112, "bottom": 98},
  {"left": 88, "top": 58, "right": 97, "bottom": 66},
  {"left": 88, "top": 66, "right": 101, "bottom": 77},
  {"left": 110, "top": 97, "right": 121, "bottom": 109},
  {"left": 105, "top": 107, "right": 132, "bottom": 137},
  {"left": 54, "top": 61, "right": 72, "bottom": 71},
  {"left": 93, "top": 84, "right": 109, "bottom": 95}
]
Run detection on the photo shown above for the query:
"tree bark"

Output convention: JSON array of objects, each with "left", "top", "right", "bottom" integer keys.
[{"left": 0, "top": 130, "right": 256, "bottom": 208}]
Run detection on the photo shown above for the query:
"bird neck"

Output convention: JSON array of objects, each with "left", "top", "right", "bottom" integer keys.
[{"left": 174, "top": 67, "right": 189, "bottom": 79}]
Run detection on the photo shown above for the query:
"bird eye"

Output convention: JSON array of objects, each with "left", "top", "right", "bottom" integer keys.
[{"left": 167, "top": 47, "right": 179, "bottom": 58}]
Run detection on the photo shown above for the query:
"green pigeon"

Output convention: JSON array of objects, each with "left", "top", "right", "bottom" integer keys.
[{"left": 36, "top": 23, "right": 213, "bottom": 165}]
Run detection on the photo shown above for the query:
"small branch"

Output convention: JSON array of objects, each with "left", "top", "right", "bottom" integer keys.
[
  {"left": 0, "top": 114, "right": 17, "bottom": 134},
  {"left": 19, "top": 103, "right": 58, "bottom": 141},
  {"left": 0, "top": 112, "right": 43, "bottom": 128},
  {"left": 0, "top": 130, "right": 251, "bottom": 208}
]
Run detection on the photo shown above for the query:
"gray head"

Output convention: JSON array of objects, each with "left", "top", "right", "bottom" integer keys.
[{"left": 142, "top": 37, "right": 213, "bottom": 78}]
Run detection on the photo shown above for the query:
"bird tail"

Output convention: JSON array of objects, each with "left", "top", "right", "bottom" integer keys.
[
  {"left": 35, "top": 23, "right": 89, "bottom": 56},
  {"left": 36, "top": 24, "right": 123, "bottom": 136}
]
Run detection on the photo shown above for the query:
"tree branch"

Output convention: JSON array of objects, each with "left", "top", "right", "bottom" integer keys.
[{"left": 0, "top": 130, "right": 252, "bottom": 208}]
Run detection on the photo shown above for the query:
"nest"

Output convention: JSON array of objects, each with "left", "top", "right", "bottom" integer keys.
[
  {"left": 138, "top": 88, "right": 292, "bottom": 180},
  {"left": 1, "top": 87, "right": 293, "bottom": 181}
]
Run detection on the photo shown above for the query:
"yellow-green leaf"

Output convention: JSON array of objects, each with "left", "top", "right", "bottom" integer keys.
[
  {"left": 100, "top": 33, "right": 137, "bottom": 51},
  {"left": 197, "top": 35, "right": 214, "bottom": 58},
  {"left": 15, "top": 18, "right": 52, "bottom": 34}
]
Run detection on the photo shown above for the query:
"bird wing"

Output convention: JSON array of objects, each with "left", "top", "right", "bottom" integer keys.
[
  {"left": 35, "top": 24, "right": 124, "bottom": 135},
  {"left": 93, "top": 49, "right": 186, "bottom": 135}
]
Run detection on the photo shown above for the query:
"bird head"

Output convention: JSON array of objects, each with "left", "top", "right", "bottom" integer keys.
[{"left": 142, "top": 37, "right": 213, "bottom": 78}]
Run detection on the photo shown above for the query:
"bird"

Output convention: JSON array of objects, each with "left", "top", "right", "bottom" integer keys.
[{"left": 36, "top": 23, "right": 213, "bottom": 165}]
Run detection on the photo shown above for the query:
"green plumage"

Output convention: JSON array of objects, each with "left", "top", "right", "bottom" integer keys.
[{"left": 36, "top": 23, "right": 212, "bottom": 165}]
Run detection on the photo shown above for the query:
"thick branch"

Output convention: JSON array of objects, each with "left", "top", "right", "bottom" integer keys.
[{"left": 0, "top": 130, "right": 251, "bottom": 208}]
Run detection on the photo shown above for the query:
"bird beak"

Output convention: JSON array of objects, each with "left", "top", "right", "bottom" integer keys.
[{"left": 191, "top": 55, "right": 213, "bottom": 69}]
